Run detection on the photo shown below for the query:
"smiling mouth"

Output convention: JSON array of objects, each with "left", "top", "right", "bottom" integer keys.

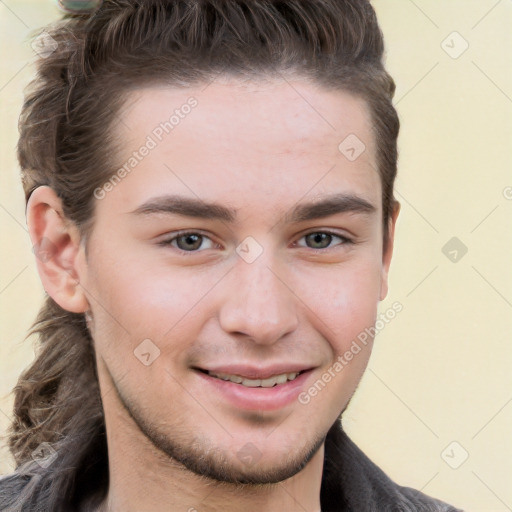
[{"left": 204, "top": 370, "right": 303, "bottom": 388}]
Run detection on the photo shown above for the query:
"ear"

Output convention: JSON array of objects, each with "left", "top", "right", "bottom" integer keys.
[
  {"left": 380, "top": 201, "right": 400, "bottom": 301},
  {"left": 26, "top": 186, "right": 89, "bottom": 313}
]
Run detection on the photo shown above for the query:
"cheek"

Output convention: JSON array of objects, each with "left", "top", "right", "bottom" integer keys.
[
  {"left": 294, "top": 263, "right": 381, "bottom": 416},
  {"left": 83, "top": 250, "right": 222, "bottom": 366},
  {"left": 293, "top": 258, "right": 382, "bottom": 353}
]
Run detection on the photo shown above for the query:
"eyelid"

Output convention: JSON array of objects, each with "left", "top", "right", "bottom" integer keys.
[
  {"left": 294, "top": 229, "right": 354, "bottom": 249},
  {"left": 157, "top": 229, "right": 220, "bottom": 251},
  {"left": 156, "top": 228, "right": 354, "bottom": 253}
]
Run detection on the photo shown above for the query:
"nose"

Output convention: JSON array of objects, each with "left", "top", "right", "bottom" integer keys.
[{"left": 218, "top": 256, "right": 299, "bottom": 345}]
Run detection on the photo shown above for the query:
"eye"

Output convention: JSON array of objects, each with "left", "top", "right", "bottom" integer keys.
[
  {"left": 159, "top": 232, "right": 215, "bottom": 252},
  {"left": 296, "top": 231, "right": 353, "bottom": 250}
]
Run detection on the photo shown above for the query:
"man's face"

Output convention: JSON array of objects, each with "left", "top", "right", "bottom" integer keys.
[{"left": 79, "top": 78, "right": 394, "bottom": 483}]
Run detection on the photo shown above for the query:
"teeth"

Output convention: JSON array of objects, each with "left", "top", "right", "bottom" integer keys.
[
  {"left": 275, "top": 373, "right": 288, "bottom": 385},
  {"left": 208, "top": 371, "right": 300, "bottom": 387},
  {"left": 242, "top": 378, "right": 262, "bottom": 387},
  {"left": 260, "top": 376, "right": 278, "bottom": 387}
]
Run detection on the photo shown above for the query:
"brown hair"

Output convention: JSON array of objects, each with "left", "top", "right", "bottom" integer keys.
[{"left": 5, "top": 1, "right": 399, "bottom": 509}]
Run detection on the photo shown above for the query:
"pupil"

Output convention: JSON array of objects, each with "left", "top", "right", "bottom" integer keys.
[
  {"left": 307, "top": 233, "right": 331, "bottom": 249},
  {"left": 178, "top": 234, "right": 202, "bottom": 251}
]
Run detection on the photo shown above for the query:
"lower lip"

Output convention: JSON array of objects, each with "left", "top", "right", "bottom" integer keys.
[{"left": 196, "top": 370, "right": 311, "bottom": 411}]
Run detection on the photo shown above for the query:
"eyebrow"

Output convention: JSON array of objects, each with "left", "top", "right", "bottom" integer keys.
[
  {"left": 130, "top": 193, "right": 376, "bottom": 223},
  {"left": 130, "top": 195, "right": 237, "bottom": 222},
  {"left": 285, "top": 193, "right": 376, "bottom": 223}
]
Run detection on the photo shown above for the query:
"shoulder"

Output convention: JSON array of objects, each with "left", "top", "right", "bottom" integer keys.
[
  {"left": 393, "top": 484, "right": 463, "bottom": 512},
  {"left": 322, "top": 425, "right": 464, "bottom": 512},
  {"left": 0, "top": 471, "right": 33, "bottom": 509},
  {"left": 0, "top": 461, "right": 51, "bottom": 512}
]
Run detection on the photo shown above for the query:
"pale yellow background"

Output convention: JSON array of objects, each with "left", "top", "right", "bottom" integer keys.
[{"left": 1, "top": 1, "right": 511, "bottom": 510}]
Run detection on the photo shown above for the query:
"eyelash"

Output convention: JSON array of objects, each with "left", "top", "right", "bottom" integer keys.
[
  {"left": 295, "top": 231, "right": 354, "bottom": 251},
  {"left": 158, "top": 230, "right": 354, "bottom": 253}
]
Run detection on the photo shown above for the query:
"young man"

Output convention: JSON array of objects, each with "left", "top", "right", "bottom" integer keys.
[{"left": 1, "top": 1, "right": 462, "bottom": 510}]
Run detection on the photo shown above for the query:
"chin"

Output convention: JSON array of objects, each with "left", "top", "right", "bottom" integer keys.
[
  {"left": 162, "top": 433, "right": 326, "bottom": 485},
  {"left": 139, "top": 411, "right": 325, "bottom": 485}
]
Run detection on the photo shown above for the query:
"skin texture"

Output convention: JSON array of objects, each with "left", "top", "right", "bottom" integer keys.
[{"left": 27, "top": 78, "right": 399, "bottom": 512}]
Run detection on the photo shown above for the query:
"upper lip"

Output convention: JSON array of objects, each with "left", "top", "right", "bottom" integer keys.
[{"left": 196, "top": 364, "right": 314, "bottom": 380}]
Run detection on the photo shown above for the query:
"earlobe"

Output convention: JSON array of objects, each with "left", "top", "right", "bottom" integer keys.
[
  {"left": 380, "top": 201, "right": 400, "bottom": 301},
  {"left": 26, "top": 186, "right": 89, "bottom": 313}
]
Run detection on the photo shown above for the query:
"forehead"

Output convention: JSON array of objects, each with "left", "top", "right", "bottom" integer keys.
[{"left": 105, "top": 78, "right": 381, "bottom": 215}]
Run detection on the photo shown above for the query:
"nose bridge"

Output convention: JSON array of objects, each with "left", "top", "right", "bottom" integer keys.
[{"left": 218, "top": 252, "right": 299, "bottom": 344}]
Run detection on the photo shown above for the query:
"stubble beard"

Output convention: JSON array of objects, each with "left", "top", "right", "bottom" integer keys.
[{"left": 114, "top": 381, "right": 327, "bottom": 485}]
